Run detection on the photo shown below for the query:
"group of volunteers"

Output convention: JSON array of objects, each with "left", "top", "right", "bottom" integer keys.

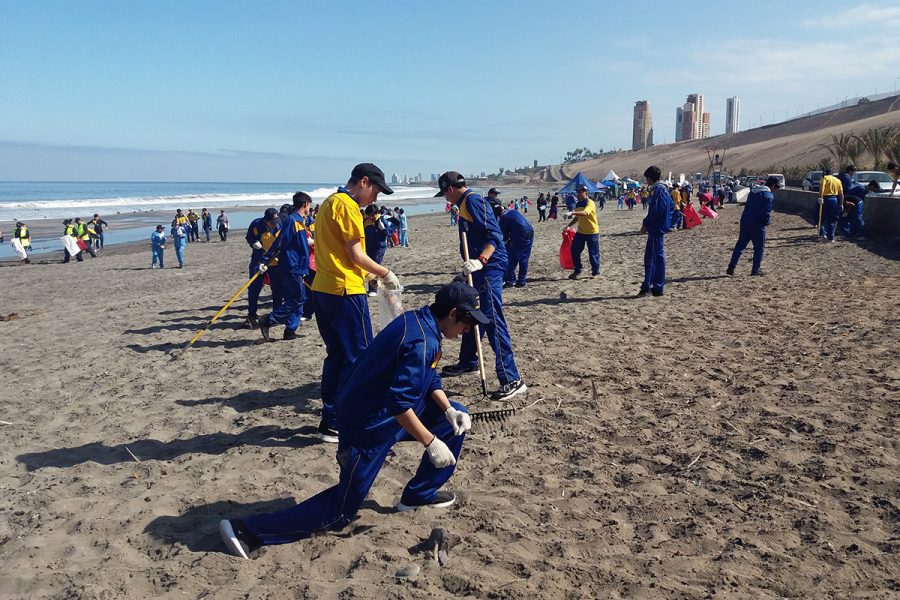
[
  {"left": 816, "top": 163, "right": 895, "bottom": 242},
  {"left": 60, "top": 214, "right": 110, "bottom": 263},
  {"left": 150, "top": 208, "right": 232, "bottom": 268}
]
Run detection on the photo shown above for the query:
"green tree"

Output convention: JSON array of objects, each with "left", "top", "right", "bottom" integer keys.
[
  {"left": 857, "top": 127, "right": 896, "bottom": 170},
  {"left": 845, "top": 136, "right": 867, "bottom": 169}
]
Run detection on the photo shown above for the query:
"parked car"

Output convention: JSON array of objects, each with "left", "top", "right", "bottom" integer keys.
[
  {"left": 853, "top": 170, "right": 895, "bottom": 193},
  {"left": 802, "top": 170, "right": 823, "bottom": 192},
  {"left": 766, "top": 173, "right": 786, "bottom": 188}
]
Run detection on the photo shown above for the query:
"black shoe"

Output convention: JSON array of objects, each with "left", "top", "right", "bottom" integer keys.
[
  {"left": 590, "top": 273, "right": 599, "bottom": 278},
  {"left": 568, "top": 272, "right": 580, "bottom": 280},
  {"left": 219, "top": 519, "right": 260, "bottom": 559},
  {"left": 396, "top": 491, "right": 456, "bottom": 513},
  {"left": 441, "top": 363, "right": 478, "bottom": 377},
  {"left": 258, "top": 315, "right": 271, "bottom": 342},
  {"left": 491, "top": 379, "right": 527, "bottom": 401},
  {"left": 514, "top": 282, "right": 526, "bottom": 288},
  {"left": 318, "top": 420, "right": 339, "bottom": 443},
  {"left": 246, "top": 315, "right": 259, "bottom": 329},
  {"left": 651, "top": 289, "right": 664, "bottom": 297},
  {"left": 502, "top": 281, "right": 513, "bottom": 288},
  {"left": 283, "top": 329, "right": 298, "bottom": 341},
  {"left": 636, "top": 288, "right": 650, "bottom": 297},
  {"left": 726, "top": 266, "right": 735, "bottom": 276},
  {"left": 750, "top": 270, "right": 764, "bottom": 276}
]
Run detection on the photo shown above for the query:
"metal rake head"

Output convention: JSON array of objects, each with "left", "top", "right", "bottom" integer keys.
[{"left": 470, "top": 407, "right": 517, "bottom": 423}]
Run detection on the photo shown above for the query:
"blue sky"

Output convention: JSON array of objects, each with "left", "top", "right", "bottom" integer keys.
[{"left": 2, "top": 0, "right": 899, "bottom": 182}]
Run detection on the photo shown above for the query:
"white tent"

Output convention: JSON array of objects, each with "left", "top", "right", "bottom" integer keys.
[{"left": 603, "top": 169, "right": 619, "bottom": 182}]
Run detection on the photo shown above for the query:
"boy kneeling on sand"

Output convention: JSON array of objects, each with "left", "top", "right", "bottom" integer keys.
[{"left": 219, "top": 281, "right": 486, "bottom": 559}]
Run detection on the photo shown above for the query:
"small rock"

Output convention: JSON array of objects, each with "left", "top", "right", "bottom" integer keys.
[
  {"left": 559, "top": 291, "right": 568, "bottom": 299},
  {"left": 395, "top": 564, "right": 420, "bottom": 579}
]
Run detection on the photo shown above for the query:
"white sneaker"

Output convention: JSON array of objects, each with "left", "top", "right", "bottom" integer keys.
[
  {"left": 396, "top": 491, "right": 456, "bottom": 512},
  {"left": 491, "top": 379, "right": 527, "bottom": 401}
]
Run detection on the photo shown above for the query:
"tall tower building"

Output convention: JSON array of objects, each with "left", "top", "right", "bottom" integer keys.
[
  {"left": 632, "top": 100, "right": 654, "bottom": 150},
  {"left": 677, "top": 99, "right": 697, "bottom": 142},
  {"left": 726, "top": 96, "right": 741, "bottom": 134},
  {"left": 686, "top": 93, "right": 710, "bottom": 139}
]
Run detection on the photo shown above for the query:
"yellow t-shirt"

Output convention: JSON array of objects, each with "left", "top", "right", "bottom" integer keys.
[
  {"left": 311, "top": 191, "right": 367, "bottom": 295},
  {"left": 671, "top": 188, "right": 682, "bottom": 209},
  {"left": 820, "top": 174, "right": 842, "bottom": 198},
  {"left": 575, "top": 199, "right": 599, "bottom": 234}
]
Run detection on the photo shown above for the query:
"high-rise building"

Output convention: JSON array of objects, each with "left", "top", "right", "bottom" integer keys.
[
  {"left": 726, "top": 96, "right": 741, "bottom": 134},
  {"left": 677, "top": 93, "right": 710, "bottom": 141},
  {"left": 632, "top": 100, "right": 654, "bottom": 150},
  {"left": 701, "top": 112, "right": 710, "bottom": 139},
  {"left": 391, "top": 173, "right": 400, "bottom": 184}
]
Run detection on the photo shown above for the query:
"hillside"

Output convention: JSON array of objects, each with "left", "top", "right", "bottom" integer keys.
[{"left": 542, "top": 94, "right": 900, "bottom": 182}]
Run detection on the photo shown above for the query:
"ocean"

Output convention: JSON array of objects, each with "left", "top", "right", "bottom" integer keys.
[{"left": 0, "top": 181, "right": 446, "bottom": 258}]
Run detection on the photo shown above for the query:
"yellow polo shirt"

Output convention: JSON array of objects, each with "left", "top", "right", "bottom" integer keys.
[
  {"left": 820, "top": 174, "right": 842, "bottom": 198},
  {"left": 311, "top": 191, "right": 367, "bottom": 295},
  {"left": 575, "top": 199, "right": 599, "bottom": 234}
]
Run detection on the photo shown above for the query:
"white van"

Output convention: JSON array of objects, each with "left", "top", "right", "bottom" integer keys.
[{"left": 767, "top": 173, "right": 786, "bottom": 188}]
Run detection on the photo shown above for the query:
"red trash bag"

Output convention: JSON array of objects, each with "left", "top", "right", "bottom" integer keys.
[
  {"left": 76, "top": 239, "right": 89, "bottom": 252},
  {"left": 682, "top": 204, "right": 702, "bottom": 229},
  {"left": 559, "top": 227, "right": 576, "bottom": 270},
  {"left": 262, "top": 272, "right": 271, "bottom": 287},
  {"left": 391, "top": 231, "right": 399, "bottom": 246},
  {"left": 699, "top": 205, "right": 719, "bottom": 219}
]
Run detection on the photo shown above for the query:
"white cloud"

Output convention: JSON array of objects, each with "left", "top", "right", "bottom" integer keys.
[{"left": 803, "top": 3, "right": 900, "bottom": 28}]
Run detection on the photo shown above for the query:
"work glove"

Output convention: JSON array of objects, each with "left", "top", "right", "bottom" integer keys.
[
  {"left": 252, "top": 241, "right": 263, "bottom": 250},
  {"left": 444, "top": 406, "right": 472, "bottom": 436},
  {"left": 377, "top": 219, "right": 386, "bottom": 231},
  {"left": 425, "top": 436, "right": 456, "bottom": 468},
  {"left": 462, "top": 258, "right": 483, "bottom": 277},
  {"left": 380, "top": 270, "right": 401, "bottom": 291},
  {"left": 258, "top": 263, "right": 268, "bottom": 273}
]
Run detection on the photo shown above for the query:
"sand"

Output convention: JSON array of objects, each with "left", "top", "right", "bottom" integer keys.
[{"left": 0, "top": 199, "right": 898, "bottom": 599}]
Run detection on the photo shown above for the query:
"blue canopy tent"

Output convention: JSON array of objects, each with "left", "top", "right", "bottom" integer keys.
[{"left": 557, "top": 172, "right": 600, "bottom": 195}]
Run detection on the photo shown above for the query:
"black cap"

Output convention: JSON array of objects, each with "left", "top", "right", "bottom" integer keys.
[
  {"left": 575, "top": 183, "right": 588, "bottom": 191},
  {"left": 156, "top": 225, "right": 165, "bottom": 231},
  {"left": 764, "top": 176, "right": 782, "bottom": 189},
  {"left": 264, "top": 207, "right": 279, "bottom": 221},
  {"left": 434, "top": 171, "right": 466, "bottom": 197},
  {"left": 434, "top": 281, "right": 490, "bottom": 325},
  {"left": 487, "top": 187, "right": 501, "bottom": 195},
  {"left": 351, "top": 163, "right": 394, "bottom": 195}
]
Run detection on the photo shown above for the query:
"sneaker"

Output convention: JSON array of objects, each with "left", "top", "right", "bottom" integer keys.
[
  {"left": 441, "top": 363, "right": 478, "bottom": 377},
  {"left": 396, "top": 491, "right": 456, "bottom": 513},
  {"left": 491, "top": 379, "right": 527, "bottom": 401},
  {"left": 318, "top": 420, "right": 339, "bottom": 443},
  {"left": 750, "top": 270, "right": 764, "bottom": 276},
  {"left": 283, "top": 329, "right": 298, "bottom": 340},
  {"left": 368, "top": 291, "right": 377, "bottom": 297},
  {"left": 636, "top": 288, "right": 650, "bottom": 297},
  {"left": 258, "top": 315, "right": 271, "bottom": 342},
  {"left": 726, "top": 266, "right": 735, "bottom": 276},
  {"left": 246, "top": 315, "right": 259, "bottom": 329},
  {"left": 219, "top": 519, "right": 257, "bottom": 560},
  {"left": 651, "top": 289, "right": 664, "bottom": 297},
  {"left": 502, "top": 281, "right": 514, "bottom": 288},
  {"left": 568, "top": 272, "right": 580, "bottom": 280},
  {"left": 514, "top": 282, "right": 526, "bottom": 288}
]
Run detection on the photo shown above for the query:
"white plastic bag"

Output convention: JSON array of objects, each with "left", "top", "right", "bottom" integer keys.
[
  {"left": 11, "top": 239, "right": 27, "bottom": 260},
  {"left": 377, "top": 285, "right": 404, "bottom": 330}
]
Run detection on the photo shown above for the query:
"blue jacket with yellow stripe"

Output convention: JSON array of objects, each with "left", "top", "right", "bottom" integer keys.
[
  {"left": 457, "top": 190, "right": 507, "bottom": 271},
  {"left": 261, "top": 212, "right": 310, "bottom": 274},
  {"left": 335, "top": 306, "right": 444, "bottom": 448}
]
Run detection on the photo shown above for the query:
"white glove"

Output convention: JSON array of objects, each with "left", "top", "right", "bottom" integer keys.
[
  {"left": 258, "top": 263, "right": 268, "bottom": 273},
  {"left": 444, "top": 407, "right": 472, "bottom": 436},
  {"left": 425, "top": 436, "right": 456, "bottom": 468},
  {"left": 377, "top": 219, "right": 386, "bottom": 231},
  {"left": 462, "top": 258, "right": 483, "bottom": 276},
  {"left": 380, "top": 270, "right": 401, "bottom": 290},
  {"left": 252, "top": 241, "right": 263, "bottom": 250}
]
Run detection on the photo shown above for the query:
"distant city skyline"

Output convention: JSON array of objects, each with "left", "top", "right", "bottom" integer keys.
[
  {"left": 726, "top": 97, "right": 741, "bottom": 135},
  {"left": 2, "top": 1, "right": 899, "bottom": 181}
]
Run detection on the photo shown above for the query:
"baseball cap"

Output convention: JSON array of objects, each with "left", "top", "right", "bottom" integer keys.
[
  {"left": 351, "top": 163, "right": 394, "bottom": 195},
  {"left": 155, "top": 225, "right": 164, "bottom": 231},
  {"left": 488, "top": 187, "right": 501, "bottom": 195},
  {"left": 264, "top": 207, "right": 279, "bottom": 221},
  {"left": 575, "top": 184, "right": 588, "bottom": 191},
  {"left": 434, "top": 281, "right": 490, "bottom": 325},
  {"left": 434, "top": 171, "right": 466, "bottom": 197},
  {"left": 764, "top": 176, "right": 782, "bottom": 189}
]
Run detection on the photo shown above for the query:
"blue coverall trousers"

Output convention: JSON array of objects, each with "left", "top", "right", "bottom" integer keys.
[
  {"left": 504, "top": 237, "right": 533, "bottom": 285},
  {"left": 248, "top": 260, "right": 284, "bottom": 317},
  {"left": 314, "top": 292, "right": 373, "bottom": 430},
  {"left": 458, "top": 268, "right": 520, "bottom": 385},
  {"left": 728, "top": 225, "right": 766, "bottom": 274},
  {"left": 640, "top": 234, "right": 666, "bottom": 293},
  {"left": 267, "top": 270, "right": 306, "bottom": 332},
  {"left": 174, "top": 239, "right": 186, "bottom": 266},
  {"left": 570, "top": 232, "right": 600, "bottom": 276},
  {"left": 819, "top": 196, "right": 840, "bottom": 240},
  {"left": 239, "top": 401, "right": 468, "bottom": 546},
  {"left": 151, "top": 248, "right": 164, "bottom": 268}
]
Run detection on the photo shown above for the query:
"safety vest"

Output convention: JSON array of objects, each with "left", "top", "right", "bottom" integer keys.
[
  {"left": 75, "top": 223, "right": 90, "bottom": 241},
  {"left": 16, "top": 226, "right": 30, "bottom": 247},
  {"left": 65, "top": 224, "right": 75, "bottom": 236}
]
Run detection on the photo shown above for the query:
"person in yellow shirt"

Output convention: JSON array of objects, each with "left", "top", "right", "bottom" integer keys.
[
  {"left": 311, "top": 163, "right": 402, "bottom": 442},
  {"left": 670, "top": 185, "right": 683, "bottom": 230},
  {"left": 818, "top": 168, "right": 844, "bottom": 241},
  {"left": 565, "top": 184, "right": 600, "bottom": 279}
]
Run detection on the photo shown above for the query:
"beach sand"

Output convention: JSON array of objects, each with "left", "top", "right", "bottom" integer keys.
[{"left": 1, "top": 201, "right": 898, "bottom": 598}]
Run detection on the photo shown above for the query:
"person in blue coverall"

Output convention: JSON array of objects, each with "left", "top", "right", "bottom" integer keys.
[
  {"left": 839, "top": 180, "right": 876, "bottom": 238},
  {"left": 638, "top": 166, "right": 673, "bottom": 297},
  {"left": 493, "top": 201, "right": 534, "bottom": 288},
  {"left": 363, "top": 204, "right": 389, "bottom": 295},
  {"left": 258, "top": 192, "right": 312, "bottom": 341},
  {"left": 727, "top": 176, "right": 780, "bottom": 277},
  {"left": 245, "top": 208, "right": 283, "bottom": 327},
  {"left": 218, "top": 281, "right": 484, "bottom": 559},
  {"left": 435, "top": 171, "right": 526, "bottom": 401},
  {"left": 150, "top": 225, "right": 166, "bottom": 268}
]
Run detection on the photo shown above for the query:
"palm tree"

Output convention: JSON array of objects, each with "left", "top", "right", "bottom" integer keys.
[
  {"left": 857, "top": 127, "right": 896, "bottom": 170},
  {"left": 824, "top": 133, "right": 852, "bottom": 169},
  {"left": 818, "top": 156, "right": 834, "bottom": 173},
  {"left": 845, "top": 137, "right": 867, "bottom": 169}
]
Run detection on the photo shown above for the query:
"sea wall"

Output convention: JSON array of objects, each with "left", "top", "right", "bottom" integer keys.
[{"left": 775, "top": 188, "right": 900, "bottom": 239}]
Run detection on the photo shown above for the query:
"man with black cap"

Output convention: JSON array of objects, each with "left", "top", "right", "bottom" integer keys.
[
  {"left": 727, "top": 176, "right": 780, "bottom": 277},
  {"left": 435, "top": 171, "right": 526, "bottom": 401},
  {"left": 245, "top": 207, "right": 283, "bottom": 327},
  {"left": 487, "top": 187, "right": 501, "bottom": 203},
  {"left": 258, "top": 192, "right": 313, "bottom": 341},
  {"left": 311, "top": 163, "right": 402, "bottom": 442},
  {"left": 218, "top": 280, "right": 481, "bottom": 559},
  {"left": 565, "top": 183, "right": 600, "bottom": 279}
]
